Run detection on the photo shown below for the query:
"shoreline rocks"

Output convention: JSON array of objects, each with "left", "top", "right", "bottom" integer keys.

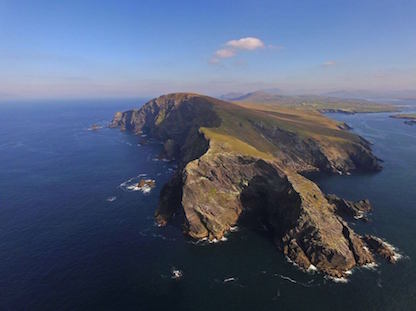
[
  {"left": 363, "top": 235, "right": 400, "bottom": 263},
  {"left": 326, "top": 194, "right": 372, "bottom": 221}
]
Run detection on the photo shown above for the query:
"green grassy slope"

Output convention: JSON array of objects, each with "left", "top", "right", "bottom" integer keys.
[{"left": 195, "top": 96, "right": 366, "bottom": 162}]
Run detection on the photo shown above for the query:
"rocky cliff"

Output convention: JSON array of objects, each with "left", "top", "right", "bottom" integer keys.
[{"left": 111, "top": 93, "right": 396, "bottom": 279}]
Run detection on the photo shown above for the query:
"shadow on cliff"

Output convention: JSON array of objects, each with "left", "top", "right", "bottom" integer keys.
[{"left": 238, "top": 173, "right": 301, "bottom": 244}]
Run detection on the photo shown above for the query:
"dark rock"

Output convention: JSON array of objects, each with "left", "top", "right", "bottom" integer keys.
[
  {"left": 364, "top": 235, "right": 398, "bottom": 263},
  {"left": 337, "top": 122, "right": 352, "bottom": 130},
  {"left": 326, "top": 194, "right": 372, "bottom": 221}
]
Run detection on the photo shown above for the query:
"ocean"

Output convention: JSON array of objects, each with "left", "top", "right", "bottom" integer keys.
[{"left": 0, "top": 100, "right": 415, "bottom": 310}]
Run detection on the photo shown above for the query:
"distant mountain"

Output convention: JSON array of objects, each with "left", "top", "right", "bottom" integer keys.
[
  {"left": 221, "top": 89, "right": 283, "bottom": 101},
  {"left": 220, "top": 92, "right": 246, "bottom": 100},
  {"left": 256, "top": 87, "right": 283, "bottom": 95},
  {"left": 323, "top": 90, "right": 416, "bottom": 101},
  {"left": 223, "top": 90, "right": 290, "bottom": 102}
]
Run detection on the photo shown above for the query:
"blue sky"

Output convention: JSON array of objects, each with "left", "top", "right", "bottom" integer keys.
[{"left": 0, "top": 0, "right": 415, "bottom": 99}]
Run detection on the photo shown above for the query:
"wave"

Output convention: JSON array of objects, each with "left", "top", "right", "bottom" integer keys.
[
  {"left": 325, "top": 275, "right": 349, "bottom": 283},
  {"left": 278, "top": 274, "right": 298, "bottom": 284},
  {"left": 362, "top": 262, "right": 378, "bottom": 270},
  {"left": 119, "top": 174, "right": 155, "bottom": 194},
  {"left": 273, "top": 273, "right": 317, "bottom": 287}
]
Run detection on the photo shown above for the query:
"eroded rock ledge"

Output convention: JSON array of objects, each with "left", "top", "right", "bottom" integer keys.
[{"left": 111, "top": 93, "right": 397, "bottom": 279}]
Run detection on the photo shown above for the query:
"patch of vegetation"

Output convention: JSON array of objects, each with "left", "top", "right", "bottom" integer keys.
[
  {"left": 201, "top": 127, "right": 274, "bottom": 160},
  {"left": 155, "top": 109, "right": 166, "bottom": 125},
  {"left": 390, "top": 113, "right": 416, "bottom": 120}
]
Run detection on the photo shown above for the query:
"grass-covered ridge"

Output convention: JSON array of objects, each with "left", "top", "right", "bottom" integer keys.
[
  {"left": 112, "top": 93, "right": 380, "bottom": 173},
  {"left": 190, "top": 95, "right": 367, "bottom": 164}
]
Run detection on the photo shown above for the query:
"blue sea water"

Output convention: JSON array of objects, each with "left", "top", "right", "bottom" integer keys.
[{"left": 0, "top": 100, "right": 415, "bottom": 310}]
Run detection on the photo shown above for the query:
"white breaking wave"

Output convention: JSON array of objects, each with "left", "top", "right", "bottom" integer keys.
[
  {"left": 325, "top": 275, "right": 349, "bottom": 283},
  {"left": 274, "top": 273, "right": 317, "bottom": 288},
  {"left": 229, "top": 226, "right": 239, "bottom": 232},
  {"left": 278, "top": 274, "right": 298, "bottom": 284},
  {"left": 285, "top": 256, "right": 299, "bottom": 268},
  {"left": 363, "top": 262, "right": 378, "bottom": 270}
]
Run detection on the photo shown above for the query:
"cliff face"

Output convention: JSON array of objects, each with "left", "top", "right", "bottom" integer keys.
[
  {"left": 112, "top": 93, "right": 395, "bottom": 279},
  {"left": 110, "top": 93, "right": 221, "bottom": 162}
]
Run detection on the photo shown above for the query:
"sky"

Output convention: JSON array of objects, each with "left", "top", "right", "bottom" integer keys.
[{"left": 0, "top": 0, "right": 415, "bottom": 99}]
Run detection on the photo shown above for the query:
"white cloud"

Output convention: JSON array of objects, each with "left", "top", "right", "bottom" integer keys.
[
  {"left": 225, "top": 37, "right": 265, "bottom": 50},
  {"left": 210, "top": 36, "right": 269, "bottom": 64},
  {"left": 322, "top": 60, "right": 336, "bottom": 67},
  {"left": 215, "top": 48, "right": 236, "bottom": 58}
]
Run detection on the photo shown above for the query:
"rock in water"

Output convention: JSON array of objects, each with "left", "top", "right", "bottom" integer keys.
[
  {"left": 363, "top": 235, "right": 399, "bottom": 263},
  {"left": 111, "top": 93, "right": 397, "bottom": 279},
  {"left": 171, "top": 268, "right": 183, "bottom": 280}
]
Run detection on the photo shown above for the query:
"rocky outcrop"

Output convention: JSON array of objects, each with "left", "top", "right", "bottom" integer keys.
[
  {"left": 363, "top": 235, "right": 399, "bottom": 263},
  {"left": 112, "top": 93, "right": 397, "bottom": 279},
  {"left": 155, "top": 147, "right": 375, "bottom": 278},
  {"left": 110, "top": 93, "right": 220, "bottom": 163},
  {"left": 326, "top": 194, "right": 372, "bottom": 221}
]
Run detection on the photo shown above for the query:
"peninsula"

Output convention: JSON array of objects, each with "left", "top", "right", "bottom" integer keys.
[
  {"left": 390, "top": 113, "right": 416, "bottom": 125},
  {"left": 111, "top": 93, "right": 398, "bottom": 279},
  {"left": 222, "top": 91, "right": 399, "bottom": 114}
]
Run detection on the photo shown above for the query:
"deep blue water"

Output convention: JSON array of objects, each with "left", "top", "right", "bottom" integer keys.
[{"left": 0, "top": 101, "right": 415, "bottom": 310}]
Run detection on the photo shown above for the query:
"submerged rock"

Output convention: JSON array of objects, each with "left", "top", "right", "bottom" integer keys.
[{"left": 88, "top": 124, "right": 103, "bottom": 131}]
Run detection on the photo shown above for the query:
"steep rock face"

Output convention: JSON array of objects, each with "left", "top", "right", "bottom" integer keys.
[
  {"left": 110, "top": 93, "right": 221, "bottom": 162},
  {"left": 112, "top": 93, "right": 395, "bottom": 278},
  {"left": 180, "top": 150, "right": 300, "bottom": 240},
  {"left": 179, "top": 147, "right": 374, "bottom": 277},
  {"left": 278, "top": 173, "right": 374, "bottom": 277},
  {"left": 250, "top": 119, "right": 380, "bottom": 173}
]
